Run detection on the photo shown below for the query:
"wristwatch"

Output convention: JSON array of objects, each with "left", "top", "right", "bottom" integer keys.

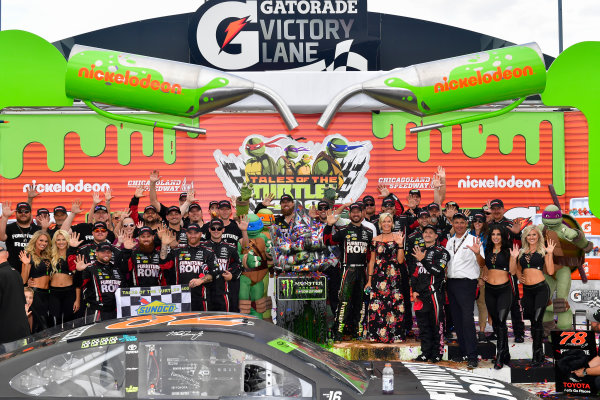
[{"left": 583, "top": 368, "right": 588, "bottom": 376}]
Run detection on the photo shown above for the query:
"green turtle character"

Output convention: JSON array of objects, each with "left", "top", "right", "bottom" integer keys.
[
  {"left": 541, "top": 204, "right": 593, "bottom": 334},
  {"left": 296, "top": 154, "right": 313, "bottom": 175},
  {"left": 238, "top": 213, "right": 273, "bottom": 319},
  {"left": 276, "top": 145, "right": 299, "bottom": 176},
  {"left": 312, "top": 138, "right": 353, "bottom": 187},
  {"left": 244, "top": 138, "right": 277, "bottom": 180}
]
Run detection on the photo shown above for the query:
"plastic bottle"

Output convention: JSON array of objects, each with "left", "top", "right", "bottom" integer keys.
[{"left": 382, "top": 363, "right": 394, "bottom": 395}]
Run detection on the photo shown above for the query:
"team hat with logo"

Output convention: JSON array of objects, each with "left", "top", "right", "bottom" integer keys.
[
  {"left": 363, "top": 195, "right": 375, "bottom": 204},
  {"left": 16, "top": 202, "right": 31, "bottom": 212},
  {"left": 317, "top": 201, "right": 330, "bottom": 210},
  {"left": 93, "top": 221, "right": 108, "bottom": 230},
  {"left": 144, "top": 205, "right": 157, "bottom": 213},
  {"left": 409, "top": 189, "right": 421, "bottom": 197},
  {"left": 167, "top": 206, "right": 181, "bottom": 214},
  {"left": 186, "top": 223, "right": 202, "bottom": 232},
  {"left": 422, "top": 224, "right": 438, "bottom": 233},
  {"left": 179, "top": 192, "right": 187, "bottom": 201},
  {"left": 381, "top": 198, "right": 395, "bottom": 208},
  {"left": 445, "top": 201, "right": 459, "bottom": 209},
  {"left": 53, "top": 206, "right": 67, "bottom": 214},
  {"left": 418, "top": 210, "right": 430, "bottom": 218},
  {"left": 208, "top": 201, "right": 219, "bottom": 208},
  {"left": 189, "top": 203, "right": 202, "bottom": 211},
  {"left": 490, "top": 199, "right": 504, "bottom": 208},
  {"left": 96, "top": 242, "right": 113, "bottom": 252},
  {"left": 138, "top": 226, "right": 154, "bottom": 236},
  {"left": 218, "top": 200, "right": 232, "bottom": 209},
  {"left": 36, "top": 208, "right": 50, "bottom": 216},
  {"left": 452, "top": 212, "right": 468, "bottom": 220},
  {"left": 427, "top": 202, "right": 440, "bottom": 210},
  {"left": 209, "top": 219, "right": 225, "bottom": 229},
  {"left": 349, "top": 202, "right": 363, "bottom": 211},
  {"left": 94, "top": 205, "right": 108, "bottom": 213},
  {"left": 280, "top": 194, "right": 294, "bottom": 202}
]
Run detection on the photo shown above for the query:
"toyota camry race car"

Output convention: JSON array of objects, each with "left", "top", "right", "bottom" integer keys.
[{"left": 0, "top": 312, "right": 537, "bottom": 399}]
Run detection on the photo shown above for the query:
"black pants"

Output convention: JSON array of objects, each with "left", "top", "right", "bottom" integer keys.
[
  {"left": 522, "top": 281, "right": 550, "bottom": 332},
  {"left": 335, "top": 265, "right": 365, "bottom": 338},
  {"left": 399, "top": 263, "right": 413, "bottom": 332},
  {"left": 30, "top": 288, "right": 51, "bottom": 332},
  {"left": 84, "top": 308, "right": 116, "bottom": 322},
  {"left": 415, "top": 291, "right": 445, "bottom": 358},
  {"left": 485, "top": 281, "right": 513, "bottom": 357},
  {"left": 509, "top": 274, "right": 525, "bottom": 337},
  {"left": 447, "top": 278, "right": 478, "bottom": 360},
  {"left": 325, "top": 265, "right": 342, "bottom": 316},
  {"left": 211, "top": 279, "right": 240, "bottom": 312},
  {"left": 49, "top": 286, "right": 77, "bottom": 327}
]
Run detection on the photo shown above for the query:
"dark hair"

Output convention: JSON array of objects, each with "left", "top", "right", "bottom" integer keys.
[
  {"left": 484, "top": 226, "right": 511, "bottom": 258},
  {"left": 469, "top": 216, "right": 489, "bottom": 239}
]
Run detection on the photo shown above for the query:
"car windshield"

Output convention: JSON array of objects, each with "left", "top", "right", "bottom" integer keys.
[{"left": 269, "top": 331, "right": 369, "bottom": 394}]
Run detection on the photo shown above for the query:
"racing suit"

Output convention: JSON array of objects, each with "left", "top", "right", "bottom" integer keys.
[
  {"left": 324, "top": 222, "right": 372, "bottom": 339},
  {"left": 161, "top": 244, "right": 220, "bottom": 311},
  {"left": 122, "top": 248, "right": 169, "bottom": 287},
  {"left": 411, "top": 244, "right": 450, "bottom": 359},
  {"left": 201, "top": 239, "right": 243, "bottom": 312},
  {"left": 81, "top": 259, "right": 127, "bottom": 321}
]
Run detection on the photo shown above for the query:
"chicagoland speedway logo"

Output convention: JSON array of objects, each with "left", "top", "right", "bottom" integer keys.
[{"left": 188, "top": 0, "right": 374, "bottom": 71}]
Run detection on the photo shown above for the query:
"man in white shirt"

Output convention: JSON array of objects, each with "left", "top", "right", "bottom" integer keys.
[{"left": 445, "top": 212, "right": 485, "bottom": 368}]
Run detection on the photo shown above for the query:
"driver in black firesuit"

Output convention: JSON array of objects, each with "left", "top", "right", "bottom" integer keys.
[
  {"left": 411, "top": 224, "right": 450, "bottom": 363},
  {"left": 160, "top": 223, "right": 219, "bottom": 311},
  {"left": 201, "top": 219, "right": 243, "bottom": 312},
  {"left": 77, "top": 242, "right": 127, "bottom": 321},
  {"left": 324, "top": 202, "right": 373, "bottom": 340}
]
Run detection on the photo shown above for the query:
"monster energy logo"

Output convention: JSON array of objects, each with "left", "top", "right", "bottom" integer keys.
[{"left": 277, "top": 275, "right": 326, "bottom": 301}]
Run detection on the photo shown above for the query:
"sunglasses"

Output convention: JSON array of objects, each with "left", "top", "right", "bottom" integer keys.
[
  {"left": 364, "top": 202, "right": 375, "bottom": 206},
  {"left": 485, "top": 212, "right": 492, "bottom": 215},
  {"left": 210, "top": 227, "right": 224, "bottom": 231},
  {"left": 473, "top": 219, "right": 484, "bottom": 223},
  {"left": 317, "top": 206, "right": 329, "bottom": 211},
  {"left": 0, "top": 248, "right": 6, "bottom": 252},
  {"left": 93, "top": 228, "right": 108, "bottom": 233},
  {"left": 17, "top": 210, "right": 31, "bottom": 214},
  {"left": 123, "top": 223, "right": 135, "bottom": 228}
]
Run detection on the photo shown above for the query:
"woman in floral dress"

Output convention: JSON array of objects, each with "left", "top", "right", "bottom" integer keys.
[{"left": 364, "top": 212, "right": 405, "bottom": 342}]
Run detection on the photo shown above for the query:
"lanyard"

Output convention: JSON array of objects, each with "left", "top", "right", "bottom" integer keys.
[{"left": 452, "top": 234, "right": 468, "bottom": 255}]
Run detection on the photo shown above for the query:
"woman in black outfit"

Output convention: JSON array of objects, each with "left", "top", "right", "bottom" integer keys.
[
  {"left": 49, "top": 230, "right": 81, "bottom": 327},
  {"left": 512, "top": 225, "right": 555, "bottom": 367},
  {"left": 483, "top": 226, "right": 515, "bottom": 369},
  {"left": 19, "top": 230, "right": 53, "bottom": 332}
]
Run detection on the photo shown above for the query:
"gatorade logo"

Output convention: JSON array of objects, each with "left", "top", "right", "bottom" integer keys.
[{"left": 137, "top": 301, "right": 178, "bottom": 315}]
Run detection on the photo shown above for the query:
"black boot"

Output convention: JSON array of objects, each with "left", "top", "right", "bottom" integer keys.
[
  {"left": 494, "top": 326, "right": 510, "bottom": 370},
  {"left": 530, "top": 328, "right": 545, "bottom": 367}
]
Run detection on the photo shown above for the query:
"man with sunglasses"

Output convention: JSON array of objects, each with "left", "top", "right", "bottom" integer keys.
[
  {"left": 324, "top": 202, "right": 373, "bottom": 340},
  {"left": 362, "top": 195, "right": 379, "bottom": 223},
  {"left": 65, "top": 204, "right": 116, "bottom": 246},
  {"left": 201, "top": 200, "right": 248, "bottom": 248},
  {"left": 0, "top": 202, "right": 41, "bottom": 272},
  {"left": 201, "top": 219, "right": 243, "bottom": 312},
  {"left": 69, "top": 221, "right": 123, "bottom": 266},
  {"left": 161, "top": 223, "right": 220, "bottom": 311},
  {"left": 0, "top": 244, "right": 31, "bottom": 343}
]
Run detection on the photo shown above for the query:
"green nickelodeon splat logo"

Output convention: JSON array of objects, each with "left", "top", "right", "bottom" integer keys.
[
  {"left": 372, "top": 111, "right": 566, "bottom": 195},
  {"left": 0, "top": 113, "right": 200, "bottom": 179}
]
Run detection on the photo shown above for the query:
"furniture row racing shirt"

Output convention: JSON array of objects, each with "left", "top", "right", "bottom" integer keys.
[
  {"left": 201, "top": 239, "right": 243, "bottom": 299},
  {"left": 122, "top": 248, "right": 169, "bottom": 287},
  {"left": 160, "top": 245, "right": 220, "bottom": 297},
  {"left": 68, "top": 241, "right": 122, "bottom": 269},
  {"left": 81, "top": 260, "right": 126, "bottom": 312},
  {"left": 410, "top": 245, "right": 450, "bottom": 300},
  {"left": 323, "top": 223, "right": 373, "bottom": 267}
]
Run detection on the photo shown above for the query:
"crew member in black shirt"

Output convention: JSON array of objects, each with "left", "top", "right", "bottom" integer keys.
[
  {"left": 124, "top": 227, "right": 167, "bottom": 287},
  {"left": 0, "top": 202, "right": 41, "bottom": 272},
  {"left": 0, "top": 244, "right": 30, "bottom": 343}
]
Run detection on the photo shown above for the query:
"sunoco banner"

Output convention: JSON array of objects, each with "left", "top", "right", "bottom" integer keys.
[
  {"left": 116, "top": 285, "right": 191, "bottom": 318},
  {"left": 188, "top": 0, "right": 376, "bottom": 71}
]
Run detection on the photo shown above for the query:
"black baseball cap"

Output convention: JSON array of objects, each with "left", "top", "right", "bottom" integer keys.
[
  {"left": 363, "top": 195, "right": 375, "bottom": 204},
  {"left": 93, "top": 221, "right": 108, "bottom": 230},
  {"left": 96, "top": 242, "right": 113, "bottom": 252},
  {"left": 317, "top": 201, "right": 330, "bottom": 210},
  {"left": 280, "top": 194, "right": 294, "bottom": 202},
  {"left": 218, "top": 200, "right": 232, "bottom": 209},
  {"left": 208, "top": 201, "right": 219, "bottom": 208},
  {"left": 422, "top": 224, "right": 438, "bottom": 233},
  {"left": 53, "top": 206, "right": 67, "bottom": 214},
  {"left": 138, "top": 226, "right": 154, "bottom": 236},
  {"left": 490, "top": 199, "right": 504, "bottom": 208},
  {"left": 94, "top": 205, "right": 108, "bottom": 213},
  {"left": 16, "top": 202, "right": 31, "bottom": 212},
  {"left": 189, "top": 203, "right": 202, "bottom": 211},
  {"left": 349, "top": 202, "right": 363, "bottom": 211},
  {"left": 167, "top": 206, "right": 181, "bottom": 214},
  {"left": 209, "top": 219, "right": 224, "bottom": 228},
  {"left": 453, "top": 212, "right": 468, "bottom": 221},
  {"left": 445, "top": 201, "right": 459, "bottom": 209},
  {"left": 381, "top": 198, "right": 395, "bottom": 208},
  {"left": 36, "top": 208, "right": 50, "bottom": 216},
  {"left": 409, "top": 189, "right": 421, "bottom": 197},
  {"left": 427, "top": 202, "right": 440, "bottom": 210},
  {"left": 144, "top": 205, "right": 157, "bottom": 213},
  {"left": 186, "top": 223, "right": 202, "bottom": 232},
  {"left": 418, "top": 210, "right": 430, "bottom": 218},
  {"left": 179, "top": 192, "right": 187, "bottom": 200},
  {"left": 472, "top": 211, "right": 486, "bottom": 222}
]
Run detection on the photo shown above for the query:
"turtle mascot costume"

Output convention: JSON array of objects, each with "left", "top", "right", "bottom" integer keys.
[{"left": 541, "top": 205, "right": 593, "bottom": 334}]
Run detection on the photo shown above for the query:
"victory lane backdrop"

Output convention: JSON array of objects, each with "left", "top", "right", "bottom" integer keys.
[{"left": 0, "top": 112, "right": 589, "bottom": 217}]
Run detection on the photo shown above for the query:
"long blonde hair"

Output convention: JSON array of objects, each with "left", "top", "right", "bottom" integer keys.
[
  {"left": 24, "top": 231, "right": 52, "bottom": 265},
  {"left": 519, "top": 225, "right": 546, "bottom": 257},
  {"left": 51, "top": 230, "right": 70, "bottom": 275}
]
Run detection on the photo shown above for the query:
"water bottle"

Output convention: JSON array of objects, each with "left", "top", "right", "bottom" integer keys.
[{"left": 382, "top": 363, "right": 394, "bottom": 395}]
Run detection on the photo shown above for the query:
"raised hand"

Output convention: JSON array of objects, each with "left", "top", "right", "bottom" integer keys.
[
  {"left": 134, "top": 185, "right": 146, "bottom": 198},
  {"left": 136, "top": 221, "right": 144, "bottom": 229},
  {"left": 116, "top": 229, "right": 126, "bottom": 245},
  {"left": 156, "top": 224, "right": 167, "bottom": 240},
  {"left": 149, "top": 170, "right": 161, "bottom": 183},
  {"left": 123, "top": 234, "right": 136, "bottom": 250},
  {"left": 2, "top": 201, "right": 14, "bottom": 218},
  {"left": 262, "top": 193, "right": 275, "bottom": 207},
  {"left": 19, "top": 250, "right": 31, "bottom": 265},
  {"left": 75, "top": 254, "right": 91, "bottom": 271},
  {"left": 334, "top": 199, "right": 353, "bottom": 216},
  {"left": 187, "top": 189, "right": 197, "bottom": 203},
  {"left": 466, "top": 237, "right": 481, "bottom": 254},
  {"left": 432, "top": 174, "right": 441, "bottom": 189},
  {"left": 393, "top": 232, "right": 405, "bottom": 246},
  {"left": 443, "top": 207, "right": 456, "bottom": 220},
  {"left": 463, "top": 209, "right": 471, "bottom": 217},
  {"left": 510, "top": 243, "right": 520, "bottom": 259},
  {"left": 412, "top": 245, "right": 425, "bottom": 262},
  {"left": 26, "top": 185, "right": 40, "bottom": 200},
  {"left": 546, "top": 238, "right": 556, "bottom": 254},
  {"left": 377, "top": 184, "right": 390, "bottom": 198},
  {"left": 92, "top": 191, "right": 101, "bottom": 206},
  {"left": 36, "top": 214, "right": 51, "bottom": 230},
  {"left": 407, "top": 196, "right": 418, "bottom": 210},
  {"left": 103, "top": 187, "right": 113, "bottom": 202},
  {"left": 69, "top": 231, "right": 83, "bottom": 248},
  {"left": 326, "top": 209, "right": 339, "bottom": 226},
  {"left": 237, "top": 214, "right": 249, "bottom": 231},
  {"left": 162, "top": 229, "right": 176, "bottom": 246},
  {"left": 71, "top": 199, "right": 82, "bottom": 214},
  {"left": 437, "top": 166, "right": 445, "bottom": 181}
]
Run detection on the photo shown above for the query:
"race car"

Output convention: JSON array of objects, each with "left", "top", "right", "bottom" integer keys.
[{"left": 0, "top": 312, "right": 537, "bottom": 399}]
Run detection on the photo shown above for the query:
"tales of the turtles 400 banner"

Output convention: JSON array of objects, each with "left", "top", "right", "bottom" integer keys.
[{"left": 116, "top": 285, "right": 191, "bottom": 318}]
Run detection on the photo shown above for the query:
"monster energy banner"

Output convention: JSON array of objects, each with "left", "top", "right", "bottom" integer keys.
[
  {"left": 277, "top": 274, "right": 327, "bottom": 300},
  {"left": 552, "top": 330, "right": 599, "bottom": 395}
]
